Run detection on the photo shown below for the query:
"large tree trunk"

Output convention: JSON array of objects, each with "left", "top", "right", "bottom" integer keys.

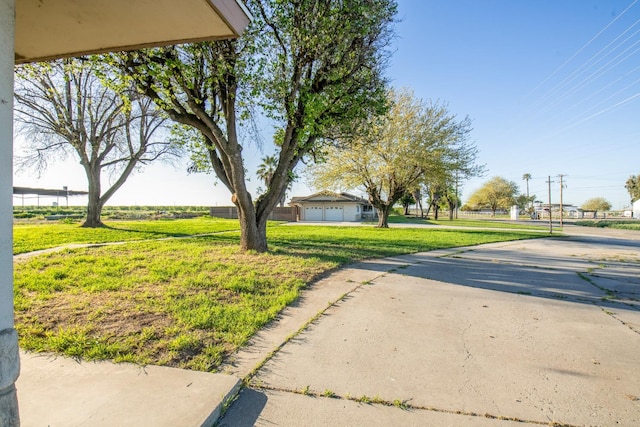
[
  {"left": 411, "top": 189, "right": 423, "bottom": 218},
  {"left": 375, "top": 204, "right": 393, "bottom": 228},
  {"left": 237, "top": 207, "right": 267, "bottom": 251},
  {"left": 82, "top": 168, "right": 104, "bottom": 228},
  {"left": 234, "top": 189, "right": 269, "bottom": 252},
  {"left": 84, "top": 202, "right": 104, "bottom": 228}
]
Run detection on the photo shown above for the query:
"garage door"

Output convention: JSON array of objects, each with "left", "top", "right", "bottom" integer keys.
[
  {"left": 304, "top": 206, "right": 323, "bottom": 221},
  {"left": 325, "top": 205, "right": 344, "bottom": 221}
]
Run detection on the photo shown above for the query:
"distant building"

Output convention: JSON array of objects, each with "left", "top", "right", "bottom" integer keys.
[
  {"left": 532, "top": 202, "right": 579, "bottom": 219},
  {"left": 290, "top": 191, "right": 375, "bottom": 222}
]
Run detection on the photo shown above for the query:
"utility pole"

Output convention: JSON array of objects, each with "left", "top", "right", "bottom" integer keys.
[
  {"left": 547, "top": 176, "right": 553, "bottom": 234},
  {"left": 558, "top": 175, "right": 565, "bottom": 228}
]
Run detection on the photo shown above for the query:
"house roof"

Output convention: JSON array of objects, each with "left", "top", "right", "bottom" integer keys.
[
  {"left": 290, "top": 191, "right": 370, "bottom": 205},
  {"left": 13, "top": 186, "right": 88, "bottom": 197},
  {"left": 15, "top": 0, "right": 251, "bottom": 63}
]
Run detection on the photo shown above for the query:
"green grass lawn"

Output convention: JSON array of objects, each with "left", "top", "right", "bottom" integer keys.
[
  {"left": 13, "top": 217, "right": 242, "bottom": 254},
  {"left": 364, "top": 214, "right": 549, "bottom": 230},
  {"left": 14, "top": 220, "right": 546, "bottom": 372},
  {"left": 427, "top": 218, "right": 547, "bottom": 229},
  {"left": 575, "top": 219, "right": 640, "bottom": 230}
]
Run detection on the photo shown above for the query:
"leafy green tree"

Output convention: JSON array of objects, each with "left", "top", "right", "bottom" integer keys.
[
  {"left": 424, "top": 182, "right": 445, "bottom": 220},
  {"left": 581, "top": 197, "right": 611, "bottom": 213},
  {"left": 625, "top": 174, "right": 640, "bottom": 203},
  {"left": 466, "top": 177, "right": 519, "bottom": 216},
  {"left": 308, "top": 88, "right": 479, "bottom": 227},
  {"left": 423, "top": 176, "right": 462, "bottom": 220},
  {"left": 116, "top": 0, "right": 396, "bottom": 251},
  {"left": 410, "top": 186, "right": 425, "bottom": 217},
  {"left": 443, "top": 186, "right": 461, "bottom": 220},
  {"left": 515, "top": 194, "right": 536, "bottom": 213},
  {"left": 399, "top": 192, "right": 415, "bottom": 215},
  {"left": 14, "top": 59, "right": 175, "bottom": 227}
]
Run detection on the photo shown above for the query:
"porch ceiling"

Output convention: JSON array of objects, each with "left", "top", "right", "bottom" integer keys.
[{"left": 15, "top": 0, "right": 250, "bottom": 63}]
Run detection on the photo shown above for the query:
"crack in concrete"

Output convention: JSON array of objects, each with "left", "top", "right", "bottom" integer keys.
[
  {"left": 596, "top": 306, "right": 640, "bottom": 335},
  {"left": 247, "top": 384, "right": 581, "bottom": 427}
]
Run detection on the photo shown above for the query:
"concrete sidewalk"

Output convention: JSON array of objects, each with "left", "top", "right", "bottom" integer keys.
[
  {"left": 14, "top": 226, "right": 640, "bottom": 426},
  {"left": 221, "top": 229, "right": 640, "bottom": 426},
  {"left": 16, "top": 352, "right": 240, "bottom": 427}
]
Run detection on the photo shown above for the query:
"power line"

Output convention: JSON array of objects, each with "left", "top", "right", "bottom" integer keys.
[
  {"left": 551, "top": 91, "right": 640, "bottom": 135},
  {"left": 514, "top": 1, "right": 640, "bottom": 143},
  {"left": 534, "top": 37, "right": 640, "bottom": 117},
  {"left": 527, "top": 0, "right": 640, "bottom": 101},
  {"left": 534, "top": 20, "right": 640, "bottom": 107}
]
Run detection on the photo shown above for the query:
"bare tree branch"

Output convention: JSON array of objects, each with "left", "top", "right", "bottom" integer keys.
[{"left": 14, "top": 58, "right": 176, "bottom": 227}]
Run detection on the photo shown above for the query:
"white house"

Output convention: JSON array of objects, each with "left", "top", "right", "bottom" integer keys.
[
  {"left": 291, "top": 191, "right": 374, "bottom": 222},
  {"left": 634, "top": 199, "right": 640, "bottom": 219}
]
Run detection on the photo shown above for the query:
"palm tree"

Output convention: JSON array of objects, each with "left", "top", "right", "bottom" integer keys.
[
  {"left": 522, "top": 173, "right": 533, "bottom": 215},
  {"left": 257, "top": 155, "right": 278, "bottom": 186},
  {"left": 257, "top": 155, "right": 292, "bottom": 206},
  {"left": 522, "top": 173, "right": 532, "bottom": 199}
]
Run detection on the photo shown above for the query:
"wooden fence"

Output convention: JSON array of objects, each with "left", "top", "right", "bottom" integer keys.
[{"left": 210, "top": 206, "right": 298, "bottom": 222}]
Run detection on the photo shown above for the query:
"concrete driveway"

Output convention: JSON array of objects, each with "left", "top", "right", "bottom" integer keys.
[{"left": 220, "top": 227, "right": 640, "bottom": 426}]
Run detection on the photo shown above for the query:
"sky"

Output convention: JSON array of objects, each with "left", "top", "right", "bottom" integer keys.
[{"left": 13, "top": 0, "right": 640, "bottom": 210}]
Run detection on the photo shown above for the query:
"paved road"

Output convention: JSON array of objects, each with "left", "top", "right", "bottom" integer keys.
[{"left": 220, "top": 227, "right": 640, "bottom": 426}]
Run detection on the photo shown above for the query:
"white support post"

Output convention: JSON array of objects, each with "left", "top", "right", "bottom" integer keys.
[{"left": 0, "top": 0, "right": 20, "bottom": 425}]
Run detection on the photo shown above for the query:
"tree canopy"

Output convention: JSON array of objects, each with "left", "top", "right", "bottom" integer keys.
[
  {"left": 581, "top": 197, "right": 611, "bottom": 212},
  {"left": 14, "top": 58, "right": 175, "bottom": 227},
  {"left": 307, "top": 88, "right": 480, "bottom": 227},
  {"left": 625, "top": 174, "right": 640, "bottom": 203},
  {"left": 466, "top": 176, "right": 519, "bottom": 216},
  {"left": 115, "top": 0, "right": 397, "bottom": 250}
]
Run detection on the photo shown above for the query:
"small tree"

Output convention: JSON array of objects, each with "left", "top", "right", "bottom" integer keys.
[
  {"left": 515, "top": 194, "right": 536, "bottom": 214},
  {"left": 399, "top": 192, "right": 415, "bottom": 215},
  {"left": 443, "top": 187, "right": 461, "bottom": 220},
  {"left": 410, "top": 187, "right": 425, "bottom": 217},
  {"left": 14, "top": 59, "right": 176, "bottom": 227},
  {"left": 308, "top": 88, "right": 478, "bottom": 227},
  {"left": 257, "top": 155, "right": 296, "bottom": 207},
  {"left": 424, "top": 182, "right": 445, "bottom": 220},
  {"left": 466, "top": 176, "right": 519, "bottom": 216},
  {"left": 581, "top": 197, "right": 611, "bottom": 214},
  {"left": 256, "top": 155, "right": 278, "bottom": 187},
  {"left": 625, "top": 174, "right": 640, "bottom": 203}
]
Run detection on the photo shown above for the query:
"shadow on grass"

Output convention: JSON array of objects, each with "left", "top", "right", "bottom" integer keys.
[
  {"left": 102, "top": 222, "right": 241, "bottom": 239},
  {"left": 195, "top": 227, "right": 546, "bottom": 270},
  {"left": 102, "top": 224, "right": 194, "bottom": 238}
]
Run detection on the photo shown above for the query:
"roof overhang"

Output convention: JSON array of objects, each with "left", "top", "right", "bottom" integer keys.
[
  {"left": 291, "top": 192, "right": 370, "bottom": 205},
  {"left": 13, "top": 186, "right": 87, "bottom": 197},
  {"left": 14, "top": 0, "right": 251, "bottom": 64}
]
